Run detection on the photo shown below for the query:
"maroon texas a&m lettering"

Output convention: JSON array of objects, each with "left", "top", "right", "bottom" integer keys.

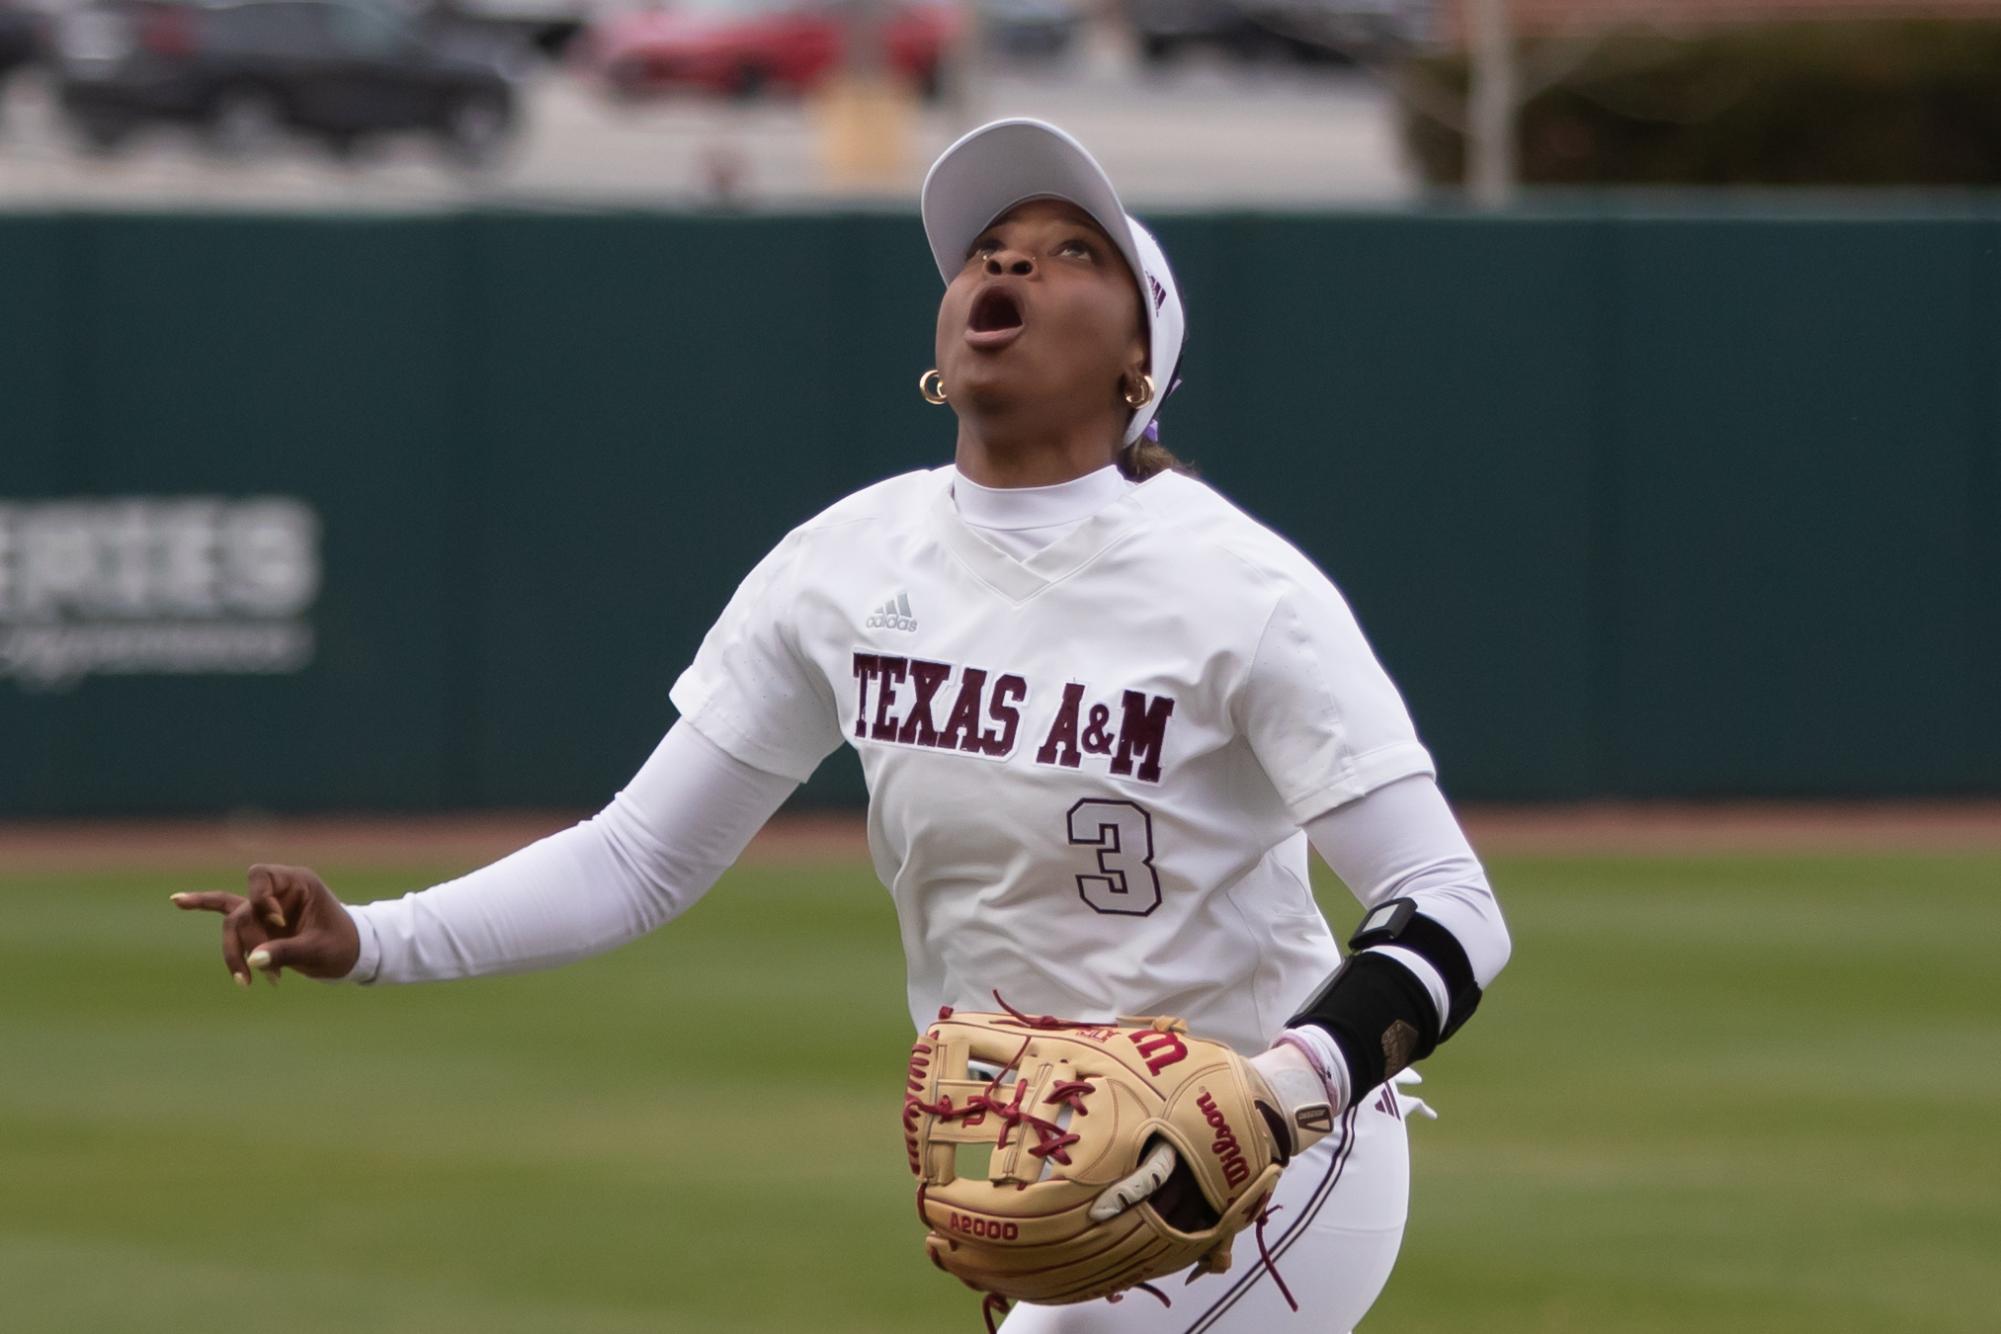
[
  {"left": 854, "top": 654, "right": 1026, "bottom": 757},
  {"left": 851, "top": 652, "right": 1176, "bottom": 784},
  {"left": 1034, "top": 684, "right": 1175, "bottom": 783}
]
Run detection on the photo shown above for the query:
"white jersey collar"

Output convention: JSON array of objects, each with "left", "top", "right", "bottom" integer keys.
[
  {"left": 930, "top": 466, "right": 1164, "bottom": 604},
  {"left": 949, "top": 463, "right": 1133, "bottom": 532}
]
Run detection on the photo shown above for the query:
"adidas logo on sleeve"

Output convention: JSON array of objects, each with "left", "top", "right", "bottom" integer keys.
[{"left": 865, "top": 591, "right": 918, "bottom": 633}]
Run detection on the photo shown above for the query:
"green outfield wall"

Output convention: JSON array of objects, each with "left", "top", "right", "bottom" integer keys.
[{"left": 3, "top": 205, "right": 1997, "bottom": 814}]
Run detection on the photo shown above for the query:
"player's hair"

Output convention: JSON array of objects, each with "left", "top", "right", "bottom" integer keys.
[{"left": 1118, "top": 437, "right": 1191, "bottom": 481}]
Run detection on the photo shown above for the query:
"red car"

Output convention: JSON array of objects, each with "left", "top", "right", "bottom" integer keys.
[{"left": 584, "top": 0, "right": 954, "bottom": 99}]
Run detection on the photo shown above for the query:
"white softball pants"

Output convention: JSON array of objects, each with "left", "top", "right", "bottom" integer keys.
[{"left": 999, "top": 1079, "right": 1417, "bottom": 1334}]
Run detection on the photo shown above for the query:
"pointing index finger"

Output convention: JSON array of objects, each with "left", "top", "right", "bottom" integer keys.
[{"left": 171, "top": 891, "right": 245, "bottom": 915}]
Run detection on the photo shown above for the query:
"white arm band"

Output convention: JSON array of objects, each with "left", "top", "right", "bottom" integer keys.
[{"left": 344, "top": 720, "right": 798, "bottom": 984}]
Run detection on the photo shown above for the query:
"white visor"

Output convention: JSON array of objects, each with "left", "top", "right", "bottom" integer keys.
[{"left": 920, "top": 118, "right": 1185, "bottom": 447}]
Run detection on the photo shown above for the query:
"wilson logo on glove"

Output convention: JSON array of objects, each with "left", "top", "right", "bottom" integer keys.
[
  {"left": 1197, "top": 1091, "right": 1252, "bottom": 1188},
  {"left": 1128, "top": 1026, "right": 1188, "bottom": 1074}
]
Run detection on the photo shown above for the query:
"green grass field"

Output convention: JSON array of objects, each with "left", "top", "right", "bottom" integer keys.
[{"left": 4, "top": 850, "right": 1997, "bottom": 1332}]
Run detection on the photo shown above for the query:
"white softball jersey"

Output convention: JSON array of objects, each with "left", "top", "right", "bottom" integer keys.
[
  {"left": 344, "top": 464, "right": 1507, "bottom": 1052},
  {"left": 668, "top": 465, "right": 1438, "bottom": 1054},
  {"left": 340, "top": 460, "right": 1508, "bottom": 1331}
]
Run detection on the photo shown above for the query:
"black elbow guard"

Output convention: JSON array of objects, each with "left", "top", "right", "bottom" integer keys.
[
  {"left": 1286, "top": 899, "right": 1486, "bottom": 1091},
  {"left": 1346, "top": 898, "right": 1485, "bottom": 1043}
]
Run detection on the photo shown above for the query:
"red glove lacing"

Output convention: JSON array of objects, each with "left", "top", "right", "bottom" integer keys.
[{"left": 908, "top": 994, "right": 1098, "bottom": 1168}]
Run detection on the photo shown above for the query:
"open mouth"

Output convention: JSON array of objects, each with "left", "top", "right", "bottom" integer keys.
[{"left": 966, "top": 286, "right": 1025, "bottom": 346}]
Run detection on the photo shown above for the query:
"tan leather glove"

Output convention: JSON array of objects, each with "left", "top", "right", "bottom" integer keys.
[{"left": 903, "top": 1005, "right": 1292, "bottom": 1321}]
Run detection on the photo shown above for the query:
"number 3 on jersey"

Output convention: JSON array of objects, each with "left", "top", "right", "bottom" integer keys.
[{"left": 1066, "top": 799, "right": 1161, "bottom": 916}]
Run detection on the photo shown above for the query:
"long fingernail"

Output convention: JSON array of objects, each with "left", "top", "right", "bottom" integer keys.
[
  {"left": 234, "top": 972, "right": 250, "bottom": 989},
  {"left": 247, "top": 948, "right": 272, "bottom": 970},
  {"left": 170, "top": 893, "right": 190, "bottom": 904},
  {"left": 267, "top": 910, "right": 287, "bottom": 930}
]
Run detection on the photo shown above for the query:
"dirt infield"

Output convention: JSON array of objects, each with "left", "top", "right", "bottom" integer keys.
[{"left": 2, "top": 801, "right": 1998, "bottom": 875}]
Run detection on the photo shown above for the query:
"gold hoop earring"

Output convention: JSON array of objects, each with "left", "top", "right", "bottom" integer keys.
[
  {"left": 919, "top": 369, "right": 948, "bottom": 405},
  {"left": 1122, "top": 374, "right": 1156, "bottom": 410}
]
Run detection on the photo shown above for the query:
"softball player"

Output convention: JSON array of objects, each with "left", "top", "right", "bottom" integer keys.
[{"left": 177, "top": 119, "right": 1510, "bottom": 1332}]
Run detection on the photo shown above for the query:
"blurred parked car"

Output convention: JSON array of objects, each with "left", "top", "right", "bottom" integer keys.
[
  {"left": 0, "top": 0, "right": 43, "bottom": 91},
  {"left": 582, "top": 0, "right": 954, "bottom": 101},
  {"left": 414, "top": 0, "right": 586, "bottom": 58},
  {"left": 52, "top": 0, "right": 520, "bottom": 161},
  {"left": 1130, "top": 0, "right": 1429, "bottom": 64},
  {"left": 980, "top": 0, "right": 1079, "bottom": 60}
]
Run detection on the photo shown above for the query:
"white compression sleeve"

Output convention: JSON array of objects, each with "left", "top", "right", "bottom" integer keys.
[
  {"left": 343, "top": 721, "right": 798, "bottom": 984},
  {"left": 1303, "top": 774, "right": 1512, "bottom": 1033}
]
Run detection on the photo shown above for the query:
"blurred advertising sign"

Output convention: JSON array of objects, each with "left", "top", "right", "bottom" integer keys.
[{"left": 0, "top": 497, "right": 321, "bottom": 691}]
